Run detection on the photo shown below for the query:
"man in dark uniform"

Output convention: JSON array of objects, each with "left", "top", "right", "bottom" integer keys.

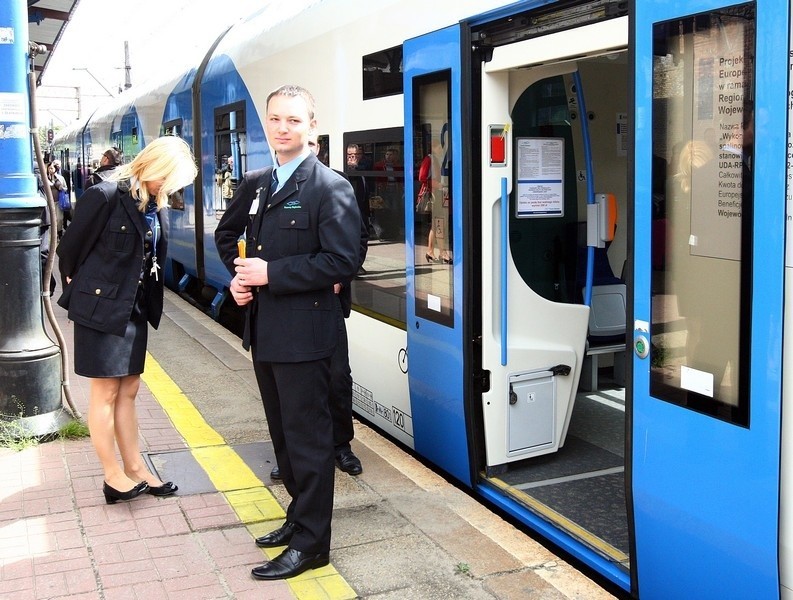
[
  {"left": 215, "top": 85, "right": 360, "bottom": 581},
  {"left": 269, "top": 132, "right": 367, "bottom": 481}
]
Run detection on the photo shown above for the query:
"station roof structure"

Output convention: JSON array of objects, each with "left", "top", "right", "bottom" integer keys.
[{"left": 27, "top": 0, "right": 81, "bottom": 84}]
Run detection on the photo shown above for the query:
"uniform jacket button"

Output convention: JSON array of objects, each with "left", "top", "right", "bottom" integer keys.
[
  {"left": 95, "top": 288, "right": 101, "bottom": 295},
  {"left": 257, "top": 245, "right": 262, "bottom": 250},
  {"left": 290, "top": 219, "right": 296, "bottom": 226},
  {"left": 146, "top": 231, "right": 153, "bottom": 237},
  {"left": 121, "top": 225, "right": 126, "bottom": 231},
  {"left": 313, "top": 301, "right": 319, "bottom": 307}
]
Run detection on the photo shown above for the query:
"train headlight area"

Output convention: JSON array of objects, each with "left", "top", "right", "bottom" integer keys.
[{"left": 16, "top": 0, "right": 793, "bottom": 597}]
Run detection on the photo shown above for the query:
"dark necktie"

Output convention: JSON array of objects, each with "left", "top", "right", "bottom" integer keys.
[{"left": 271, "top": 170, "right": 279, "bottom": 195}]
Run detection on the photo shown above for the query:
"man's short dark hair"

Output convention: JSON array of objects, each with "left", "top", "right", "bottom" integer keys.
[{"left": 103, "top": 147, "right": 123, "bottom": 166}]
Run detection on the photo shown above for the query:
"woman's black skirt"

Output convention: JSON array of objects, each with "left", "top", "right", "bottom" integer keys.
[{"left": 73, "top": 290, "right": 149, "bottom": 378}]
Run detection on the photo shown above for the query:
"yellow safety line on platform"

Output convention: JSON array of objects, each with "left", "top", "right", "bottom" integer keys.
[{"left": 142, "top": 354, "right": 356, "bottom": 599}]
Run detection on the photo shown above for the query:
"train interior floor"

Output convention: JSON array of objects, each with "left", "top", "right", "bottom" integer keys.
[{"left": 487, "top": 371, "right": 628, "bottom": 566}]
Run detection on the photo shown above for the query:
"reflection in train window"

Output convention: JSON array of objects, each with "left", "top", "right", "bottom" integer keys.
[
  {"left": 413, "top": 72, "right": 453, "bottom": 328},
  {"left": 344, "top": 127, "right": 406, "bottom": 326},
  {"left": 650, "top": 4, "right": 755, "bottom": 425},
  {"left": 363, "top": 45, "right": 403, "bottom": 100},
  {"left": 214, "top": 102, "right": 246, "bottom": 220}
]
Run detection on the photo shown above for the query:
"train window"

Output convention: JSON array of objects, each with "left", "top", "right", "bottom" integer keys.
[
  {"left": 649, "top": 3, "right": 755, "bottom": 426},
  {"left": 213, "top": 102, "right": 246, "bottom": 220},
  {"left": 413, "top": 72, "right": 454, "bottom": 328},
  {"left": 316, "top": 134, "right": 330, "bottom": 167},
  {"left": 344, "top": 127, "right": 406, "bottom": 326},
  {"left": 363, "top": 45, "right": 403, "bottom": 100}
]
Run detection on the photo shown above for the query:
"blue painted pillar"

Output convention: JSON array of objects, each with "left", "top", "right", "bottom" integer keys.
[{"left": 0, "top": 0, "right": 66, "bottom": 435}]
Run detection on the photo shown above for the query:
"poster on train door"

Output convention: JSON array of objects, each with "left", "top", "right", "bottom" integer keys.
[{"left": 515, "top": 137, "right": 564, "bottom": 218}]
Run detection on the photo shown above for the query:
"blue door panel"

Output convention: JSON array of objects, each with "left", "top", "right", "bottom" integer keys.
[
  {"left": 404, "top": 26, "right": 471, "bottom": 486},
  {"left": 632, "top": 0, "right": 787, "bottom": 596}
]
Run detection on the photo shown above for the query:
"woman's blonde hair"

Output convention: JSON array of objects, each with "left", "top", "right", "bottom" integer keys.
[{"left": 111, "top": 136, "right": 197, "bottom": 211}]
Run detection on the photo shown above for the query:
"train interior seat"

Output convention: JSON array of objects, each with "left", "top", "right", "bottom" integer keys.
[{"left": 575, "top": 224, "right": 627, "bottom": 391}]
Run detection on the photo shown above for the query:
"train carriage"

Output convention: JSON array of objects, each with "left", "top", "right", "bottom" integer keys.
[{"left": 53, "top": 0, "right": 793, "bottom": 596}]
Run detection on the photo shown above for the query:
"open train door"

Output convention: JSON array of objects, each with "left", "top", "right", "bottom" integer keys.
[
  {"left": 632, "top": 0, "right": 788, "bottom": 596},
  {"left": 403, "top": 26, "right": 472, "bottom": 485}
]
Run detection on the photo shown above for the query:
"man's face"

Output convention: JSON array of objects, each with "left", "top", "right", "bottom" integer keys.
[
  {"left": 347, "top": 147, "right": 362, "bottom": 167},
  {"left": 266, "top": 94, "right": 315, "bottom": 164}
]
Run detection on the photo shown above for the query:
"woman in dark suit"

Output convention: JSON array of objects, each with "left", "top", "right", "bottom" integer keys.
[{"left": 57, "top": 136, "right": 197, "bottom": 505}]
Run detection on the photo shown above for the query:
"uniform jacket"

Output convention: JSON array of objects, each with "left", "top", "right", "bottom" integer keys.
[
  {"left": 333, "top": 167, "right": 368, "bottom": 317},
  {"left": 56, "top": 180, "right": 168, "bottom": 336},
  {"left": 215, "top": 153, "right": 361, "bottom": 362}
]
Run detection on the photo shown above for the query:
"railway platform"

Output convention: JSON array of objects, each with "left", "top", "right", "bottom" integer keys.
[{"left": 0, "top": 287, "right": 616, "bottom": 600}]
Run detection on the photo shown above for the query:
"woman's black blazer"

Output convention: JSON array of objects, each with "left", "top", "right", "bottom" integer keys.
[{"left": 57, "top": 180, "right": 168, "bottom": 337}]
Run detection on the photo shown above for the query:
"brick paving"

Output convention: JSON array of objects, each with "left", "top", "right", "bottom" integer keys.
[{"left": 0, "top": 302, "right": 292, "bottom": 600}]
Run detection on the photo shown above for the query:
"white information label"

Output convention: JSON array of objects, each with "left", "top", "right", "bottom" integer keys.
[
  {"left": 680, "top": 365, "right": 714, "bottom": 398},
  {"left": 0, "top": 92, "right": 26, "bottom": 122}
]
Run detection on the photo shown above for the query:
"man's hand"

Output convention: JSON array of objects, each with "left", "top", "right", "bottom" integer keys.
[
  {"left": 229, "top": 257, "right": 268, "bottom": 306},
  {"left": 229, "top": 274, "right": 253, "bottom": 306}
]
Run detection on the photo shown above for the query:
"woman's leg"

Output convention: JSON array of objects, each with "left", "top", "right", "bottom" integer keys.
[
  {"left": 115, "top": 374, "right": 164, "bottom": 486},
  {"left": 88, "top": 377, "right": 139, "bottom": 491}
]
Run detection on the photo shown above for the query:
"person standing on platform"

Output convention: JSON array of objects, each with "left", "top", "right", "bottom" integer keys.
[
  {"left": 215, "top": 84, "right": 360, "bottom": 581},
  {"left": 47, "top": 162, "right": 68, "bottom": 238},
  {"left": 269, "top": 132, "right": 368, "bottom": 482},
  {"left": 57, "top": 136, "right": 197, "bottom": 505},
  {"left": 86, "top": 147, "right": 123, "bottom": 189},
  {"left": 222, "top": 155, "right": 235, "bottom": 206}
]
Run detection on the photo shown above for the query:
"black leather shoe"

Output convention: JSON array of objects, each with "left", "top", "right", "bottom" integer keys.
[
  {"left": 251, "top": 547, "right": 329, "bottom": 580},
  {"left": 255, "top": 521, "right": 298, "bottom": 548},
  {"left": 335, "top": 450, "right": 363, "bottom": 475},
  {"left": 270, "top": 466, "right": 281, "bottom": 480},
  {"left": 147, "top": 482, "right": 178, "bottom": 497},
  {"left": 103, "top": 481, "right": 148, "bottom": 504}
]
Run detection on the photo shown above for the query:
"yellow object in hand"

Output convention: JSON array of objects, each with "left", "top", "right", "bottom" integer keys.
[{"left": 237, "top": 239, "right": 246, "bottom": 259}]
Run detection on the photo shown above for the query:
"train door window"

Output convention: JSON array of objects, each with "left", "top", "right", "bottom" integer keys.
[
  {"left": 162, "top": 120, "right": 186, "bottom": 210},
  {"left": 163, "top": 120, "right": 182, "bottom": 138},
  {"left": 650, "top": 4, "right": 755, "bottom": 425},
  {"left": 213, "top": 102, "right": 246, "bottom": 219},
  {"left": 110, "top": 130, "right": 122, "bottom": 157},
  {"left": 363, "top": 45, "right": 403, "bottom": 100},
  {"left": 413, "top": 72, "right": 453, "bottom": 327},
  {"left": 344, "top": 127, "right": 406, "bottom": 325}
]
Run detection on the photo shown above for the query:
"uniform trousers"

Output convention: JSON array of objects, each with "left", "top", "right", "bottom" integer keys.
[
  {"left": 253, "top": 357, "right": 335, "bottom": 554},
  {"left": 330, "top": 302, "right": 354, "bottom": 455}
]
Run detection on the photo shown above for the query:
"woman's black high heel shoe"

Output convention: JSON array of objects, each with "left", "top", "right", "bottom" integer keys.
[
  {"left": 147, "top": 482, "right": 178, "bottom": 497},
  {"left": 103, "top": 481, "right": 148, "bottom": 504},
  {"left": 426, "top": 253, "right": 438, "bottom": 263}
]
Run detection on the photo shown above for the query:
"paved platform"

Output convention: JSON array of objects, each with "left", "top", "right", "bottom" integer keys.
[{"left": 0, "top": 287, "right": 617, "bottom": 599}]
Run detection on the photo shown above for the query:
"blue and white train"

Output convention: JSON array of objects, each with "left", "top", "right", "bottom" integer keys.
[{"left": 53, "top": 0, "right": 793, "bottom": 596}]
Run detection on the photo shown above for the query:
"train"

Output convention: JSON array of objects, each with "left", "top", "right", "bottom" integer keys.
[{"left": 52, "top": 0, "right": 793, "bottom": 597}]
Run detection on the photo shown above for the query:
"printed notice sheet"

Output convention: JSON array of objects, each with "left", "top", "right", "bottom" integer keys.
[{"left": 516, "top": 137, "right": 564, "bottom": 218}]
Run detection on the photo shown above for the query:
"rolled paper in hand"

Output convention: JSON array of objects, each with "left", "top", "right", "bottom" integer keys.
[{"left": 237, "top": 239, "right": 246, "bottom": 259}]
